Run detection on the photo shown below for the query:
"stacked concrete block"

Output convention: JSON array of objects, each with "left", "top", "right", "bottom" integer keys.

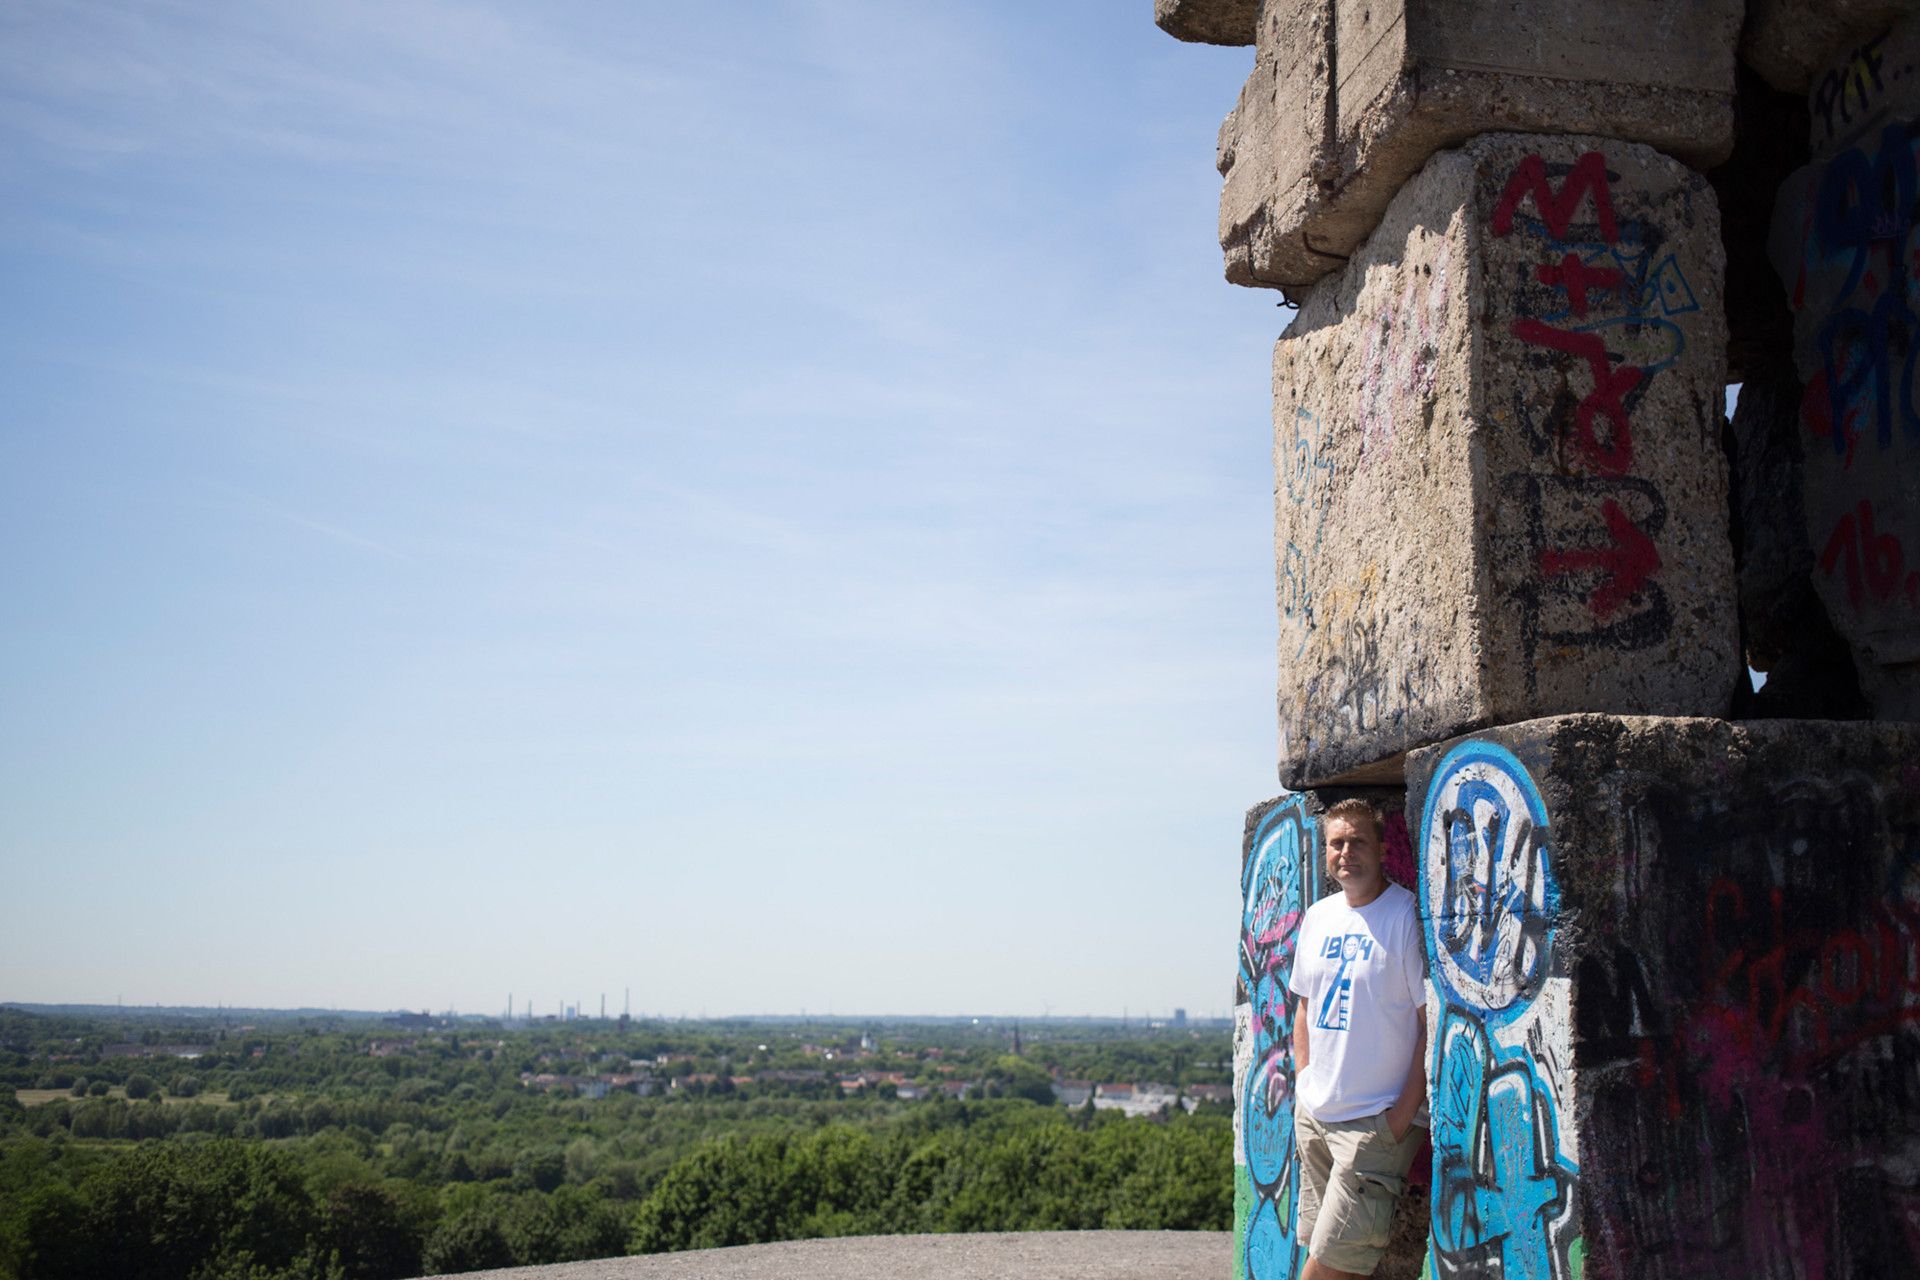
[
  {"left": 1191, "top": 0, "right": 1740, "bottom": 292},
  {"left": 1275, "top": 132, "right": 1737, "bottom": 787},
  {"left": 1216, "top": 0, "right": 1343, "bottom": 287},
  {"left": 1156, "top": 7, "right": 1920, "bottom": 1280},
  {"left": 1409, "top": 715, "right": 1920, "bottom": 1280},
  {"left": 1233, "top": 789, "right": 1425, "bottom": 1280},
  {"left": 1154, "top": 0, "right": 1258, "bottom": 46},
  {"left": 1742, "top": 0, "right": 1920, "bottom": 94},
  {"left": 1768, "top": 15, "right": 1920, "bottom": 719}
]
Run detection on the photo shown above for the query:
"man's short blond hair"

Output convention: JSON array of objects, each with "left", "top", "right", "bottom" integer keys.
[{"left": 1323, "top": 797, "right": 1386, "bottom": 842}]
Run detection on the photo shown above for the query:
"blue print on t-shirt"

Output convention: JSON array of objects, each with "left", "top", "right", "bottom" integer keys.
[{"left": 1316, "top": 933, "right": 1374, "bottom": 1031}]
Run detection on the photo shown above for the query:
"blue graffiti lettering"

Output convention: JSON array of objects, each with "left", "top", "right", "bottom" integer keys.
[
  {"left": 1422, "top": 741, "right": 1578, "bottom": 1280},
  {"left": 1813, "top": 121, "right": 1918, "bottom": 308},
  {"left": 1431, "top": 1009, "right": 1578, "bottom": 1280},
  {"left": 1433, "top": 773, "right": 1554, "bottom": 1013},
  {"left": 1649, "top": 253, "right": 1699, "bottom": 316},
  {"left": 1239, "top": 799, "right": 1318, "bottom": 1280},
  {"left": 1817, "top": 283, "right": 1920, "bottom": 454},
  {"left": 1792, "top": 118, "right": 1920, "bottom": 457}
]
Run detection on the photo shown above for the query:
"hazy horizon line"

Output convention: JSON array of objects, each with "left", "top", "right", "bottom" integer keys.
[{"left": 3, "top": 998, "right": 1230, "bottom": 1024}]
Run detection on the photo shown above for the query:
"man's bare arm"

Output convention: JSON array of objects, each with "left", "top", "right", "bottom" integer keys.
[
  {"left": 1293, "top": 996, "right": 1310, "bottom": 1073},
  {"left": 1385, "top": 1006, "right": 1427, "bottom": 1141}
]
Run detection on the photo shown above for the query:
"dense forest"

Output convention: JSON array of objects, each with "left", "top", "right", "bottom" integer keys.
[{"left": 0, "top": 1006, "right": 1233, "bottom": 1279}]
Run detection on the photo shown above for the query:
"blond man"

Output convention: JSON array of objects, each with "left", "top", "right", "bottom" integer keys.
[{"left": 1287, "top": 798, "right": 1427, "bottom": 1279}]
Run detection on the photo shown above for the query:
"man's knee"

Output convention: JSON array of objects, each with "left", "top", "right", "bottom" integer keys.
[{"left": 1305, "top": 1118, "right": 1418, "bottom": 1276}]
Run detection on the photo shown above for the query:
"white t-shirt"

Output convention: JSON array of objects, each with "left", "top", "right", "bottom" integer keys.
[{"left": 1287, "top": 881, "right": 1426, "bottom": 1123}]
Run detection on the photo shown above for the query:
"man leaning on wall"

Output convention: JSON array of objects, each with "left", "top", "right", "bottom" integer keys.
[{"left": 1288, "top": 797, "right": 1428, "bottom": 1279}]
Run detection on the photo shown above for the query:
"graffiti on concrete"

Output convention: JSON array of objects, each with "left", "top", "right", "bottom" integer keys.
[
  {"left": 1431, "top": 1008, "right": 1579, "bottom": 1280},
  {"left": 1820, "top": 496, "right": 1920, "bottom": 611},
  {"left": 1573, "top": 946, "right": 1665, "bottom": 1069},
  {"left": 1536, "top": 495, "right": 1661, "bottom": 620},
  {"left": 1493, "top": 152, "right": 1620, "bottom": 242},
  {"left": 1500, "top": 473, "right": 1673, "bottom": 659},
  {"left": 1810, "top": 33, "right": 1910, "bottom": 150},
  {"left": 1283, "top": 406, "right": 1338, "bottom": 519},
  {"left": 1507, "top": 320, "right": 1645, "bottom": 474},
  {"left": 1279, "top": 395, "right": 1433, "bottom": 751},
  {"left": 1321, "top": 610, "right": 1420, "bottom": 743},
  {"left": 1237, "top": 798, "right": 1320, "bottom": 1280},
  {"left": 1579, "top": 772, "right": 1920, "bottom": 1279},
  {"left": 1421, "top": 741, "right": 1581, "bottom": 1280},
  {"left": 1776, "top": 113, "right": 1920, "bottom": 698},
  {"left": 1381, "top": 809, "right": 1415, "bottom": 889},
  {"left": 1425, "top": 742, "right": 1559, "bottom": 1014},
  {"left": 1355, "top": 243, "right": 1452, "bottom": 465},
  {"left": 1492, "top": 150, "right": 1685, "bottom": 673},
  {"left": 1279, "top": 407, "right": 1335, "bottom": 661},
  {"left": 1793, "top": 119, "right": 1920, "bottom": 459}
]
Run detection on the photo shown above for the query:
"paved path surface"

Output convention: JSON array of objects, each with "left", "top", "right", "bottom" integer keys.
[{"left": 433, "top": 1230, "right": 1231, "bottom": 1279}]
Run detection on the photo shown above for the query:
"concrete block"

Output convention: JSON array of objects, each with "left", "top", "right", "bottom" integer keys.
[
  {"left": 1801, "top": 13, "right": 1920, "bottom": 158},
  {"left": 1275, "top": 133, "right": 1737, "bottom": 788},
  {"left": 1234, "top": 788, "right": 1411, "bottom": 1280},
  {"left": 1219, "top": 0, "right": 1739, "bottom": 291},
  {"left": 1154, "top": 0, "right": 1257, "bottom": 47},
  {"left": 1768, "top": 22, "right": 1920, "bottom": 719},
  {"left": 1742, "top": 0, "right": 1920, "bottom": 96},
  {"left": 1409, "top": 714, "right": 1920, "bottom": 1280},
  {"left": 1216, "top": 0, "right": 1343, "bottom": 289}
]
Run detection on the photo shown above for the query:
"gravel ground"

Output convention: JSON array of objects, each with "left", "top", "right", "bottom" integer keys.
[{"left": 422, "top": 1230, "right": 1232, "bottom": 1280}]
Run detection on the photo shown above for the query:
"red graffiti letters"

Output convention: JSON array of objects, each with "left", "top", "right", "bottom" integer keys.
[
  {"left": 1502, "top": 153, "right": 1643, "bottom": 476},
  {"left": 1703, "top": 874, "right": 1920, "bottom": 1068},
  {"left": 1510, "top": 319, "right": 1642, "bottom": 474},
  {"left": 1820, "top": 497, "right": 1920, "bottom": 610},
  {"left": 1492, "top": 149, "right": 1677, "bottom": 649},
  {"left": 1537, "top": 498, "right": 1662, "bottom": 619},
  {"left": 1534, "top": 253, "right": 1622, "bottom": 318},
  {"left": 1491, "top": 151, "right": 1619, "bottom": 242}
]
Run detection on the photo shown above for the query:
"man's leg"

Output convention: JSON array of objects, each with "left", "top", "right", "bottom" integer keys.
[
  {"left": 1293, "top": 1106, "right": 1334, "bottom": 1264},
  {"left": 1304, "top": 1114, "right": 1422, "bottom": 1278}
]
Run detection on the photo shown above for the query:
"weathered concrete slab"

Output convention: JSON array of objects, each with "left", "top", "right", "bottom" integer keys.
[
  {"left": 1275, "top": 133, "right": 1736, "bottom": 789},
  {"left": 1217, "top": 0, "right": 1739, "bottom": 292},
  {"left": 1408, "top": 715, "right": 1920, "bottom": 1280},
  {"left": 1798, "top": 12, "right": 1920, "bottom": 159},
  {"left": 439, "top": 1231, "right": 1232, "bottom": 1280},
  {"left": 1768, "top": 19, "right": 1920, "bottom": 719},
  {"left": 1234, "top": 789, "right": 1418, "bottom": 1280},
  {"left": 1217, "top": 0, "right": 1341, "bottom": 288},
  {"left": 1742, "top": 0, "right": 1920, "bottom": 96},
  {"left": 1154, "top": 0, "right": 1257, "bottom": 47}
]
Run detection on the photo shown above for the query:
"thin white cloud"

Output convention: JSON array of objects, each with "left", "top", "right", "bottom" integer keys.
[{"left": 1, "top": 1, "right": 1277, "bottom": 1014}]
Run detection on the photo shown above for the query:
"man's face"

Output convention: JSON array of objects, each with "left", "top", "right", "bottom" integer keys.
[{"left": 1325, "top": 815, "right": 1385, "bottom": 897}]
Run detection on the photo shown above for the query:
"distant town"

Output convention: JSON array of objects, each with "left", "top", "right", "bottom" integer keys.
[{"left": 6, "top": 1000, "right": 1233, "bottom": 1117}]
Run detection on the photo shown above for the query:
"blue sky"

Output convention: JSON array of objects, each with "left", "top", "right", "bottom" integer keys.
[{"left": 1, "top": 2, "right": 1282, "bottom": 1017}]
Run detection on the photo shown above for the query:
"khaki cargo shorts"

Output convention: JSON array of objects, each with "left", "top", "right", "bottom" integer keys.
[{"left": 1295, "top": 1104, "right": 1424, "bottom": 1275}]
